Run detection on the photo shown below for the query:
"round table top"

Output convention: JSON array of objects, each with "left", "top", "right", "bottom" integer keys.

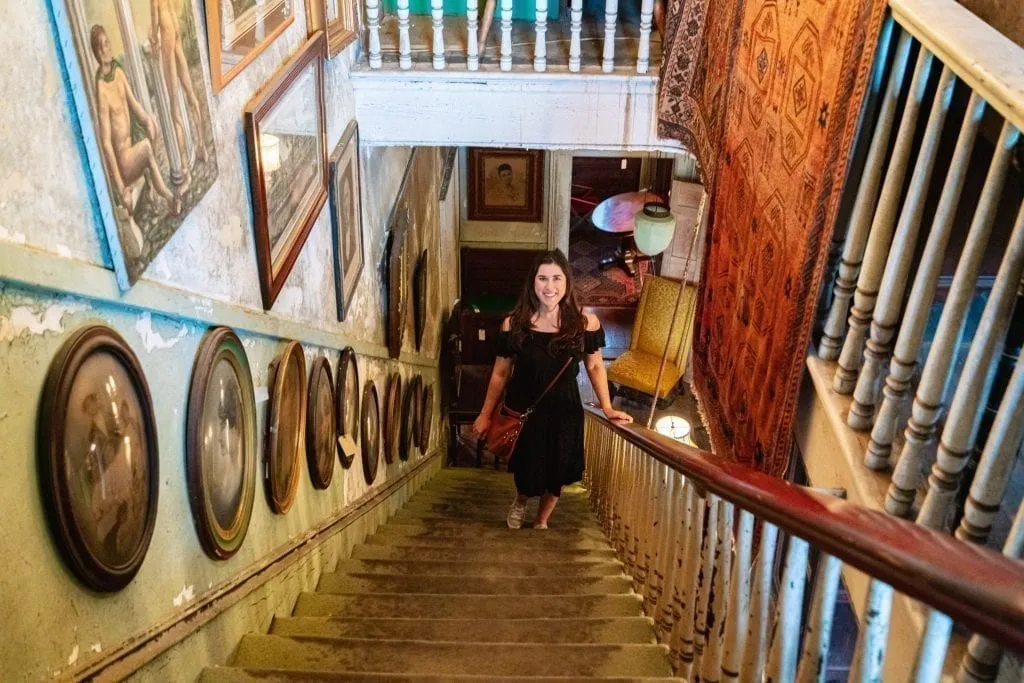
[{"left": 590, "top": 191, "right": 665, "bottom": 234}]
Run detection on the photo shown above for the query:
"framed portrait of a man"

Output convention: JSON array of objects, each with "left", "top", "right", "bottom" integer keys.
[
  {"left": 467, "top": 148, "right": 544, "bottom": 223},
  {"left": 47, "top": 0, "right": 220, "bottom": 290},
  {"left": 328, "top": 120, "right": 364, "bottom": 322}
]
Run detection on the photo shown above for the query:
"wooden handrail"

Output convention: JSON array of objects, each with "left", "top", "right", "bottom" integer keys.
[{"left": 583, "top": 406, "right": 1024, "bottom": 652}]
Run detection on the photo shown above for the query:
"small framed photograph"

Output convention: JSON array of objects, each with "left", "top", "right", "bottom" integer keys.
[
  {"left": 244, "top": 33, "right": 328, "bottom": 310},
  {"left": 305, "top": 0, "right": 359, "bottom": 57},
  {"left": 328, "top": 121, "right": 365, "bottom": 321},
  {"left": 206, "top": 0, "right": 295, "bottom": 92},
  {"left": 467, "top": 148, "right": 545, "bottom": 223}
]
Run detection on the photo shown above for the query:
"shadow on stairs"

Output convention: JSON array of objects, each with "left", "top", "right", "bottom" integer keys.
[{"left": 201, "top": 468, "right": 674, "bottom": 681}]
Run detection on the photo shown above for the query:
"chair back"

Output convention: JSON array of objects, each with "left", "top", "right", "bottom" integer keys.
[{"left": 631, "top": 276, "right": 697, "bottom": 370}]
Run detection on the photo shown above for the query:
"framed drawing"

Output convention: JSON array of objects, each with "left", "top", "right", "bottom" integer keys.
[
  {"left": 398, "top": 377, "right": 417, "bottom": 461},
  {"left": 47, "top": 0, "right": 219, "bottom": 290},
  {"left": 306, "top": 356, "right": 336, "bottom": 489},
  {"left": 382, "top": 209, "right": 410, "bottom": 359},
  {"left": 38, "top": 325, "right": 159, "bottom": 591},
  {"left": 382, "top": 372, "right": 402, "bottom": 465},
  {"left": 186, "top": 327, "right": 257, "bottom": 560},
  {"left": 205, "top": 0, "right": 294, "bottom": 92},
  {"left": 335, "top": 346, "right": 359, "bottom": 468},
  {"left": 467, "top": 148, "right": 544, "bottom": 223},
  {"left": 419, "top": 383, "right": 433, "bottom": 451},
  {"left": 328, "top": 120, "right": 364, "bottom": 322},
  {"left": 305, "top": 0, "right": 358, "bottom": 57},
  {"left": 244, "top": 33, "right": 328, "bottom": 310},
  {"left": 361, "top": 380, "right": 381, "bottom": 485},
  {"left": 264, "top": 341, "right": 306, "bottom": 513}
]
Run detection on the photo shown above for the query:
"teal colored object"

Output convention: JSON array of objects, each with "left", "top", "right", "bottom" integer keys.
[{"left": 383, "top": 0, "right": 558, "bottom": 21}]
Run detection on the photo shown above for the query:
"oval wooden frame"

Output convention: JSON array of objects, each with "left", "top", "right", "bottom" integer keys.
[
  {"left": 264, "top": 341, "right": 307, "bottom": 514},
  {"left": 383, "top": 372, "right": 402, "bottom": 464},
  {"left": 306, "top": 356, "right": 336, "bottom": 490},
  {"left": 398, "top": 376, "right": 416, "bottom": 462},
  {"left": 38, "top": 324, "right": 159, "bottom": 592},
  {"left": 336, "top": 346, "right": 359, "bottom": 469},
  {"left": 419, "top": 383, "right": 434, "bottom": 452},
  {"left": 408, "top": 375, "right": 423, "bottom": 455},
  {"left": 361, "top": 380, "right": 381, "bottom": 485},
  {"left": 186, "top": 327, "right": 257, "bottom": 561}
]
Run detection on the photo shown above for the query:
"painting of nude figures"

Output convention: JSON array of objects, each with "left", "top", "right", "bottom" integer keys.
[{"left": 51, "top": 0, "right": 219, "bottom": 289}]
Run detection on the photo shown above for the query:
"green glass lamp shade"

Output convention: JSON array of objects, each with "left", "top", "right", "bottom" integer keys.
[{"left": 634, "top": 202, "right": 675, "bottom": 256}]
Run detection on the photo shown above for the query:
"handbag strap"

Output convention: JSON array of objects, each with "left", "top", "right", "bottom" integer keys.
[{"left": 521, "top": 356, "right": 574, "bottom": 417}]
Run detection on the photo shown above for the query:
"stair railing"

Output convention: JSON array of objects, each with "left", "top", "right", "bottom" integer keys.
[{"left": 582, "top": 407, "right": 1024, "bottom": 682}]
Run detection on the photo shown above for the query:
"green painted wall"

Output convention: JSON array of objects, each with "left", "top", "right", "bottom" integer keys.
[{"left": 0, "top": 2, "right": 458, "bottom": 680}]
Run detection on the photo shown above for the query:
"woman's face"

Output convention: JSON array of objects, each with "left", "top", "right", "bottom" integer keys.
[{"left": 534, "top": 263, "right": 567, "bottom": 308}]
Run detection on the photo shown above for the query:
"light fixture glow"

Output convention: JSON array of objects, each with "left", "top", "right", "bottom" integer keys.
[
  {"left": 634, "top": 202, "right": 675, "bottom": 256},
  {"left": 655, "top": 415, "right": 691, "bottom": 443}
]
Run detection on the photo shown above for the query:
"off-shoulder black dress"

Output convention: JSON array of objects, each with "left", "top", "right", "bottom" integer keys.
[{"left": 495, "top": 327, "right": 606, "bottom": 497}]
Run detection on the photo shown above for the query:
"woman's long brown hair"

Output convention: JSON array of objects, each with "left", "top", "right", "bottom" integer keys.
[{"left": 507, "top": 249, "right": 586, "bottom": 356}]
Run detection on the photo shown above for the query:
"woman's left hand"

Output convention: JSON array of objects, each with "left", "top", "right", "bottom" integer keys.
[{"left": 603, "top": 407, "right": 633, "bottom": 423}]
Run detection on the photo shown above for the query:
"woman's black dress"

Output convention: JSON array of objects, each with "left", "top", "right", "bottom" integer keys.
[{"left": 496, "top": 327, "right": 606, "bottom": 497}]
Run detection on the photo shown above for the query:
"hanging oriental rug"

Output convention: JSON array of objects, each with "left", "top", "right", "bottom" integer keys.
[{"left": 658, "top": 0, "right": 887, "bottom": 477}]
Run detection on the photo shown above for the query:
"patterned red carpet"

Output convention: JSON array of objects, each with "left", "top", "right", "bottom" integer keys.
[{"left": 570, "top": 229, "right": 652, "bottom": 307}]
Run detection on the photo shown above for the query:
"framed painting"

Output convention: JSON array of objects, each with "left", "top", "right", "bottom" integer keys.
[
  {"left": 328, "top": 120, "right": 364, "bottom": 322},
  {"left": 419, "top": 383, "right": 433, "bottom": 451},
  {"left": 305, "top": 0, "right": 358, "bottom": 57},
  {"left": 467, "top": 148, "right": 544, "bottom": 223},
  {"left": 264, "top": 341, "right": 306, "bottom": 513},
  {"left": 39, "top": 325, "right": 159, "bottom": 591},
  {"left": 306, "top": 355, "right": 336, "bottom": 489},
  {"left": 413, "top": 248, "right": 428, "bottom": 352},
  {"left": 361, "top": 380, "right": 381, "bottom": 485},
  {"left": 382, "top": 372, "right": 402, "bottom": 465},
  {"left": 186, "top": 327, "right": 257, "bottom": 560},
  {"left": 438, "top": 146, "right": 457, "bottom": 201},
  {"left": 205, "top": 0, "right": 294, "bottom": 92},
  {"left": 382, "top": 209, "right": 410, "bottom": 359},
  {"left": 244, "top": 33, "right": 328, "bottom": 310},
  {"left": 335, "top": 346, "right": 359, "bottom": 468},
  {"left": 47, "top": 0, "right": 220, "bottom": 290}
]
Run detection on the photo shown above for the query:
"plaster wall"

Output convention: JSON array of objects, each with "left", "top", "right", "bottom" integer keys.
[{"left": 0, "top": 1, "right": 455, "bottom": 679}]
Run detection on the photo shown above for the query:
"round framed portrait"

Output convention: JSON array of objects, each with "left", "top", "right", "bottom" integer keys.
[
  {"left": 419, "top": 383, "right": 434, "bottom": 452},
  {"left": 361, "top": 380, "right": 381, "bottom": 485},
  {"left": 398, "top": 378, "right": 416, "bottom": 462},
  {"left": 408, "top": 375, "right": 423, "bottom": 454},
  {"left": 413, "top": 249, "right": 428, "bottom": 352},
  {"left": 265, "top": 341, "right": 306, "bottom": 514},
  {"left": 383, "top": 372, "right": 402, "bottom": 465},
  {"left": 306, "top": 356, "right": 336, "bottom": 490},
  {"left": 335, "top": 346, "right": 359, "bottom": 468},
  {"left": 186, "top": 327, "right": 257, "bottom": 561},
  {"left": 38, "top": 324, "right": 159, "bottom": 592}
]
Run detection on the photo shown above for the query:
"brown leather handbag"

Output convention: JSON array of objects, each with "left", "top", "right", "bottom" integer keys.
[{"left": 484, "top": 357, "right": 573, "bottom": 463}]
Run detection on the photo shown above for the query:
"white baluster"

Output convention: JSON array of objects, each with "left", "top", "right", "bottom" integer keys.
[
  {"left": 739, "top": 522, "right": 779, "bottom": 683},
  {"left": 397, "top": 0, "right": 412, "bottom": 69},
  {"left": 636, "top": 0, "right": 654, "bottom": 73},
  {"left": 601, "top": 0, "right": 617, "bottom": 73},
  {"left": 661, "top": 478, "right": 696, "bottom": 641},
  {"left": 849, "top": 63, "right": 955, "bottom": 432},
  {"left": 848, "top": 580, "right": 894, "bottom": 683},
  {"left": 765, "top": 536, "right": 810, "bottom": 683},
  {"left": 431, "top": 0, "right": 445, "bottom": 69},
  {"left": 795, "top": 553, "right": 843, "bottom": 683},
  {"left": 568, "top": 0, "right": 583, "bottom": 73},
  {"left": 534, "top": 0, "right": 548, "bottom": 71},
  {"left": 700, "top": 500, "right": 734, "bottom": 683},
  {"left": 466, "top": 0, "right": 480, "bottom": 70},
  {"left": 819, "top": 29, "right": 913, "bottom": 360},
  {"left": 692, "top": 495, "right": 720, "bottom": 674},
  {"left": 721, "top": 509, "right": 754, "bottom": 683},
  {"left": 645, "top": 465, "right": 673, "bottom": 616},
  {"left": 366, "top": 0, "right": 382, "bottom": 68},
  {"left": 887, "top": 122, "right": 1022, "bottom": 518},
  {"left": 500, "top": 0, "right": 513, "bottom": 71},
  {"left": 957, "top": 345, "right": 1024, "bottom": 544},
  {"left": 671, "top": 491, "right": 707, "bottom": 676},
  {"left": 918, "top": 194, "right": 1024, "bottom": 530},
  {"left": 867, "top": 91, "right": 987, "bottom": 469},
  {"left": 834, "top": 48, "right": 935, "bottom": 396},
  {"left": 909, "top": 610, "right": 954, "bottom": 683},
  {"left": 956, "top": 500, "right": 1024, "bottom": 683}
]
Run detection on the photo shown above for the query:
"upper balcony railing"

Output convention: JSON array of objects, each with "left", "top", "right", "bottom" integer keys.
[{"left": 362, "top": 0, "right": 661, "bottom": 75}]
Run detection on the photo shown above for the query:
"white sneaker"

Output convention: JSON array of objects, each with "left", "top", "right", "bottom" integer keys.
[
  {"left": 534, "top": 523, "right": 548, "bottom": 530},
  {"left": 506, "top": 498, "right": 526, "bottom": 529}
]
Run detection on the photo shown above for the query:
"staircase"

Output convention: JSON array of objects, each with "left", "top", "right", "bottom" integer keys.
[{"left": 201, "top": 468, "right": 675, "bottom": 681}]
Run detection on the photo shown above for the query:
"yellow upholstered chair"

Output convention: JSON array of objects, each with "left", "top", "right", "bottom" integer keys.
[{"left": 607, "top": 276, "right": 697, "bottom": 405}]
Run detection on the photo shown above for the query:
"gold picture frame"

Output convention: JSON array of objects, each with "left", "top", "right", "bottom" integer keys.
[
  {"left": 205, "top": 0, "right": 295, "bottom": 93},
  {"left": 305, "top": 0, "right": 358, "bottom": 57}
]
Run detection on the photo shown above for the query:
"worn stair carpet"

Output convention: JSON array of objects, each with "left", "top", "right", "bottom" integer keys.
[{"left": 201, "top": 468, "right": 673, "bottom": 681}]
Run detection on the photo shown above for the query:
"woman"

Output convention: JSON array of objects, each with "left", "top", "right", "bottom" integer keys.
[{"left": 472, "top": 249, "right": 632, "bottom": 529}]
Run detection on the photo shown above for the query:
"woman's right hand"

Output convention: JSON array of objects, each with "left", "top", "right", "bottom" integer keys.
[{"left": 471, "top": 414, "right": 491, "bottom": 440}]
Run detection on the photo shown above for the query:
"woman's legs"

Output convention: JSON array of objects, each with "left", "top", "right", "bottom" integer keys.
[
  {"left": 534, "top": 491, "right": 559, "bottom": 527},
  {"left": 507, "top": 491, "right": 529, "bottom": 529}
]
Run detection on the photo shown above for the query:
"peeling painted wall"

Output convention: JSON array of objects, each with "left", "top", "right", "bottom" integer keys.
[{"left": 0, "top": 1, "right": 455, "bottom": 679}]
